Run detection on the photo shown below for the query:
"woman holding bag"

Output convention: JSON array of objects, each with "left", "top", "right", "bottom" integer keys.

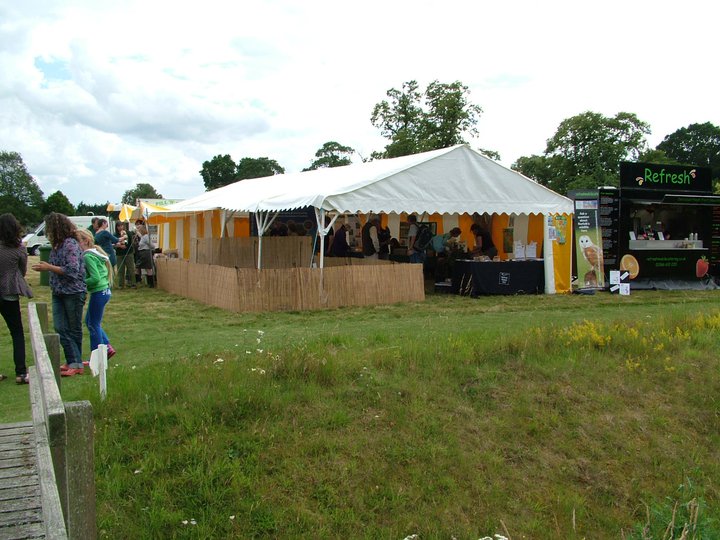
[{"left": 0, "top": 213, "right": 33, "bottom": 384}]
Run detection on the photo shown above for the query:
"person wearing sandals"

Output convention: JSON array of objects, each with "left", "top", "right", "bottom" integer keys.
[
  {"left": 0, "top": 214, "right": 33, "bottom": 384},
  {"left": 75, "top": 229, "right": 115, "bottom": 363},
  {"left": 32, "top": 213, "right": 87, "bottom": 377}
]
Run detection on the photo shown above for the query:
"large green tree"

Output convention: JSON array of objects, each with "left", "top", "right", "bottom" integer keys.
[
  {"left": 200, "top": 154, "right": 237, "bottom": 191},
  {"left": 0, "top": 151, "right": 44, "bottom": 225},
  {"left": 370, "top": 80, "right": 484, "bottom": 159},
  {"left": 122, "top": 183, "right": 163, "bottom": 204},
  {"left": 42, "top": 190, "right": 75, "bottom": 216},
  {"left": 513, "top": 111, "right": 650, "bottom": 194},
  {"left": 236, "top": 157, "right": 285, "bottom": 180},
  {"left": 77, "top": 202, "right": 112, "bottom": 216},
  {"left": 656, "top": 122, "right": 720, "bottom": 181},
  {"left": 303, "top": 141, "right": 355, "bottom": 171}
]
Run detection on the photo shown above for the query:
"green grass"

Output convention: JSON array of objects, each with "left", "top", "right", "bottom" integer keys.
[{"left": 2, "top": 260, "right": 720, "bottom": 537}]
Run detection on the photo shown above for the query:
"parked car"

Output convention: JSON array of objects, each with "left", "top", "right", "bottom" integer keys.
[{"left": 23, "top": 215, "right": 109, "bottom": 255}]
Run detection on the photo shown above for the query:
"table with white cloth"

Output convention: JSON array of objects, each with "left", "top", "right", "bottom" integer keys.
[{"left": 451, "top": 259, "right": 545, "bottom": 296}]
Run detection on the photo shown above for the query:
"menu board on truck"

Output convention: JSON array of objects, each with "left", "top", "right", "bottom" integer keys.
[
  {"left": 598, "top": 187, "right": 620, "bottom": 269},
  {"left": 712, "top": 206, "right": 720, "bottom": 270}
]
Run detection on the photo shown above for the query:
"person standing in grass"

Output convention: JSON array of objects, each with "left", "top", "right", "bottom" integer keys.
[
  {"left": 135, "top": 224, "right": 155, "bottom": 287},
  {"left": 0, "top": 213, "right": 33, "bottom": 384},
  {"left": 93, "top": 218, "right": 119, "bottom": 270},
  {"left": 361, "top": 215, "right": 381, "bottom": 260},
  {"left": 407, "top": 214, "right": 426, "bottom": 264},
  {"left": 32, "top": 213, "right": 87, "bottom": 377},
  {"left": 114, "top": 221, "right": 136, "bottom": 289},
  {"left": 75, "top": 228, "right": 116, "bottom": 362}
]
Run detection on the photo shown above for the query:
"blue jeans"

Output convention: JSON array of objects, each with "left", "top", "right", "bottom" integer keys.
[
  {"left": 86, "top": 289, "right": 111, "bottom": 352},
  {"left": 409, "top": 251, "right": 426, "bottom": 264},
  {"left": 52, "top": 292, "right": 86, "bottom": 369}
]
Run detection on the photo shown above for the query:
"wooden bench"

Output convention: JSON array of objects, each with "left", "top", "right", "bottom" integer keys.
[{"left": 0, "top": 302, "right": 96, "bottom": 539}]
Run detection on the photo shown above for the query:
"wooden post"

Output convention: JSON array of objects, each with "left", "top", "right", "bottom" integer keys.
[
  {"left": 29, "top": 303, "right": 70, "bottom": 528},
  {"left": 29, "top": 366, "right": 70, "bottom": 540},
  {"left": 36, "top": 301, "right": 49, "bottom": 332},
  {"left": 47, "top": 409, "right": 69, "bottom": 528},
  {"left": 64, "top": 401, "right": 96, "bottom": 540},
  {"left": 44, "top": 333, "right": 62, "bottom": 387}
]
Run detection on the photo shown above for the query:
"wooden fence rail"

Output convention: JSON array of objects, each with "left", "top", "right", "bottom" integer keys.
[{"left": 27, "top": 302, "right": 96, "bottom": 539}]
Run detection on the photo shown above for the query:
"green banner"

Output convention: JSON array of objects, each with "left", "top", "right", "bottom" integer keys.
[{"left": 574, "top": 198, "right": 605, "bottom": 288}]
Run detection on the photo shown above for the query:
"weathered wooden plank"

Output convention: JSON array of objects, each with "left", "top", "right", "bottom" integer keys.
[
  {"left": 0, "top": 439, "right": 35, "bottom": 452},
  {"left": 0, "top": 482, "right": 40, "bottom": 501},
  {"left": 35, "top": 302, "right": 48, "bottom": 334},
  {"left": 0, "top": 495, "right": 42, "bottom": 514},
  {"left": 0, "top": 438, "right": 33, "bottom": 450},
  {"left": 0, "top": 458, "right": 36, "bottom": 471},
  {"left": 0, "top": 475, "right": 39, "bottom": 490},
  {"left": 29, "top": 365, "right": 67, "bottom": 540},
  {"left": 27, "top": 305, "right": 65, "bottom": 427},
  {"left": 0, "top": 422, "right": 32, "bottom": 433},
  {"left": 0, "top": 429, "right": 33, "bottom": 445},
  {"left": 0, "top": 508, "right": 43, "bottom": 527},
  {"left": 0, "top": 449, "right": 35, "bottom": 461},
  {"left": 43, "top": 333, "right": 62, "bottom": 388},
  {"left": 28, "top": 307, "right": 69, "bottom": 536},
  {"left": 0, "top": 431, "right": 33, "bottom": 444},
  {"left": 0, "top": 520, "right": 46, "bottom": 539},
  {"left": 63, "top": 401, "right": 95, "bottom": 539},
  {"left": 0, "top": 466, "right": 36, "bottom": 480}
]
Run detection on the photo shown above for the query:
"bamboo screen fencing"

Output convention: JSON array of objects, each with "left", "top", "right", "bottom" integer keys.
[
  {"left": 190, "top": 237, "right": 314, "bottom": 268},
  {"left": 155, "top": 258, "right": 425, "bottom": 313}
]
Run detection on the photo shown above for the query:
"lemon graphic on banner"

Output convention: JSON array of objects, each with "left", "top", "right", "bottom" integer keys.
[{"left": 619, "top": 254, "right": 640, "bottom": 279}]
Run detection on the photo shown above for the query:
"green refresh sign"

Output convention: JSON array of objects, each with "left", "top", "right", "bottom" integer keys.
[
  {"left": 641, "top": 168, "right": 693, "bottom": 186},
  {"left": 620, "top": 162, "right": 712, "bottom": 193}
]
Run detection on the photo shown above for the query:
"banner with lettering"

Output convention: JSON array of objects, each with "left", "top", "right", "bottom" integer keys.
[{"left": 573, "top": 198, "right": 605, "bottom": 288}]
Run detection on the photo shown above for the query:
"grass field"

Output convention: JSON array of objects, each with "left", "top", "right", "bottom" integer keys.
[{"left": 2, "top": 259, "right": 720, "bottom": 538}]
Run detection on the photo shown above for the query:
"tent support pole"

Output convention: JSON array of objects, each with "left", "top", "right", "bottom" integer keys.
[
  {"left": 221, "top": 210, "right": 237, "bottom": 238},
  {"left": 254, "top": 211, "right": 278, "bottom": 270},
  {"left": 314, "top": 208, "right": 338, "bottom": 270},
  {"left": 543, "top": 214, "right": 556, "bottom": 294},
  {"left": 255, "top": 212, "right": 268, "bottom": 270}
]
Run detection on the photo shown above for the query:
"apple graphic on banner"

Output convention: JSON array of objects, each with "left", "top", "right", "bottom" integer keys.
[{"left": 696, "top": 256, "right": 709, "bottom": 278}]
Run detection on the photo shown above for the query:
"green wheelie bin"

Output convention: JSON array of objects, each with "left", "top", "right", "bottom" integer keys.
[{"left": 38, "top": 245, "right": 51, "bottom": 286}]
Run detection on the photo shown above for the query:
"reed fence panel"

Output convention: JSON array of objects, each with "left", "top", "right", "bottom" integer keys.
[{"left": 155, "top": 258, "right": 425, "bottom": 313}]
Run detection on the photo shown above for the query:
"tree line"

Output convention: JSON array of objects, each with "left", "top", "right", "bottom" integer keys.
[{"left": 3, "top": 78, "right": 719, "bottom": 227}]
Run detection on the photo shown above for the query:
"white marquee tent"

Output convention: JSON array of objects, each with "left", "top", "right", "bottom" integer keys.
[
  {"left": 153, "top": 145, "right": 573, "bottom": 291},
  {"left": 166, "top": 144, "right": 571, "bottom": 215}
]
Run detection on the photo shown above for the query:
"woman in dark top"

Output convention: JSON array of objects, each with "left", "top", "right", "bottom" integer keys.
[
  {"left": 471, "top": 223, "right": 498, "bottom": 258},
  {"left": 93, "top": 218, "right": 119, "bottom": 268},
  {"left": 0, "top": 214, "right": 33, "bottom": 383},
  {"left": 329, "top": 223, "right": 351, "bottom": 257}
]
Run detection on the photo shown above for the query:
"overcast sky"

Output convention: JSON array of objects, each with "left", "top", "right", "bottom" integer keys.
[{"left": 1, "top": 0, "right": 718, "bottom": 206}]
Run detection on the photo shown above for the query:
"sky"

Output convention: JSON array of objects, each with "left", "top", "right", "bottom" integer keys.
[{"left": 1, "top": 0, "right": 718, "bottom": 207}]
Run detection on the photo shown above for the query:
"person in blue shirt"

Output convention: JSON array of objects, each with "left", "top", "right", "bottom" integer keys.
[
  {"left": 93, "top": 218, "right": 120, "bottom": 268},
  {"left": 431, "top": 227, "right": 462, "bottom": 282},
  {"left": 430, "top": 227, "right": 462, "bottom": 254}
]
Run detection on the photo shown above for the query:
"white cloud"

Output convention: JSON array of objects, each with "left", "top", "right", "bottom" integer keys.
[{"left": 0, "top": 0, "right": 718, "bottom": 205}]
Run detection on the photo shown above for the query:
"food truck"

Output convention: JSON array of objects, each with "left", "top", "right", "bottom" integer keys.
[{"left": 598, "top": 162, "right": 718, "bottom": 288}]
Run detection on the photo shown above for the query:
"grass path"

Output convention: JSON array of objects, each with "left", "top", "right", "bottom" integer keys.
[{"left": 2, "top": 261, "right": 720, "bottom": 537}]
